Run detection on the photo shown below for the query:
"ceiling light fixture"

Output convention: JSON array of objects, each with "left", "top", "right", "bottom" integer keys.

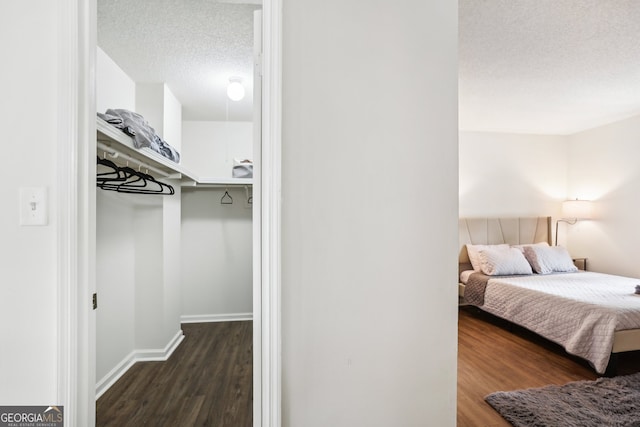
[{"left": 227, "top": 77, "right": 245, "bottom": 101}]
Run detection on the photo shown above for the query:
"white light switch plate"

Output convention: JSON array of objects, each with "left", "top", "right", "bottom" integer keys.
[{"left": 19, "top": 187, "right": 48, "bottom": 226}]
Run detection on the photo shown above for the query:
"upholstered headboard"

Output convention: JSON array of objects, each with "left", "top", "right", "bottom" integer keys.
[{"left": 458, "top": 217, "right": 552, "bottom": 273}]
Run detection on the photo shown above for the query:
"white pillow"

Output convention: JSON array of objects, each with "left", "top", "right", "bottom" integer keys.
[
  {"left": 523, "top": 245, "right": 578, "bottom": 274},
  {"left": 466, "top": 244, "right": 509, "bottom": 271},
  {"left": 478, "top": 247, "right": 533, "bottom": 276},
  {"left": 511, "top": 241, "right": 549, "bottom": 253}
]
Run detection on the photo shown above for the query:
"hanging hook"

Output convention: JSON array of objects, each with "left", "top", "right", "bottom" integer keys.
[
  {"left": 244, "top": 185, "right": 252, "bottom": 205},
  {"left": 221, "top": 189, "right": 233, "bottom": 205},
  {"left": 102, "top": 147, "right": 119, "bottom": 159}
]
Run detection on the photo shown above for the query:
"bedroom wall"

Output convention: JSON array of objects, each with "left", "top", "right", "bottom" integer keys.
[
  {"left": 566, "top": 114, "right": 640, "bottom": 277},
  {"left": 282, "top": 1, "right": 458, "bottom": 426},
  {"left": 180, "top": 187, "right": 253, "bottom": 321},
  {"left": 181, "top": 121, "right": 253, "bottom": 178},
  {"left": 0, "top": 0, "right": 59, "bottom": 404},
  {"left": 459, "top": 131, "right": 568, "bottom": 219}
]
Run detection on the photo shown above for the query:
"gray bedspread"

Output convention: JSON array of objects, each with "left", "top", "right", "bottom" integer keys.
[
  {"left": 473, "top": 272, "right": 640, "bottom": 373},
  {"left": 463, "top": 272, "right": 492, "bottom": 306}
]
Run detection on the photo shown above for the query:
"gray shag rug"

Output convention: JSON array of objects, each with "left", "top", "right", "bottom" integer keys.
[{"left": 485, "top": 372, "right": 640, "bottom": 427}]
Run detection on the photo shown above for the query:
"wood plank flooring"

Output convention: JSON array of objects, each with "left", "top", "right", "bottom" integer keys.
[
  {"left": 97, "top": 310, "right": 639, "bottom": 426},
  {"left": 97, "top": 321, "right": 252, "bottom": 427},
  {"left": 457, "top": 305, "right": 640, "bottom": 427}
]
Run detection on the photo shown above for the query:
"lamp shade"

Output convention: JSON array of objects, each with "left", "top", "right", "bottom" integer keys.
[{"left": 562, "top": 199, "right": 592, "bottom": 219}]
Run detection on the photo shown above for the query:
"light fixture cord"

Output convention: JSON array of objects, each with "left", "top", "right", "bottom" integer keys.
[{"left": 554, "top": 218, "right": 578, "bottom": 246}]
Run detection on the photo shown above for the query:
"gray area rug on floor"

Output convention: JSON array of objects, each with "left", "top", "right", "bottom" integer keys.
[{"left": 485, "top": 372, "right": 640, "bottom": 427}]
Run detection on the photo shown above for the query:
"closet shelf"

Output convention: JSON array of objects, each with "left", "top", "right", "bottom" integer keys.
[
  {"left": 97, "top": 117, "right": 252, "bottom": 186},
  {"left": 182, "top": 177, "right": 253, "bottom": 188}
]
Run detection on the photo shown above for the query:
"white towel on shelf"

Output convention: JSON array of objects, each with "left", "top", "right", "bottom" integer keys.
[{"left": 232, "top": 159, "right": 253, "bottom": 178}]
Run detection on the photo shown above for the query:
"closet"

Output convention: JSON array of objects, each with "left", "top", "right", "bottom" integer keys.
[{"left": 94, "top": 3, "right": 258, "bottom": 400}]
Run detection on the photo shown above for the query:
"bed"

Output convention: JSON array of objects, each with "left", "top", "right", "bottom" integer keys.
[{"left": 458, "top": 217, "right": 640, "bottom": 374}]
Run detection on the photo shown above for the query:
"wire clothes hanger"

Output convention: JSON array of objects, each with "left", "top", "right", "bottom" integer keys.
[
  {"left": 96, "top": 156, "right": 175, "bottom": 195},
  {"left": 221, "top": 189, "right": 233, "bottom": 205}
]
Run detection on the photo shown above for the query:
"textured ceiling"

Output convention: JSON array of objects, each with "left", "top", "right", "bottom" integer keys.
[
  {"left": 98, "top": 0, "right": 261, "bottom": 122},
  {"left": 99, "top": 1, "right": 640, "bottom": 133},
  {"left": 459, "top": 0, "right": 640, "bottom": 135}
]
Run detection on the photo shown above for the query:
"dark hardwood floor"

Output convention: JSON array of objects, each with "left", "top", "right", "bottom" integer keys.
[
  {"left": 457, "top": 305, "right": 640, "bottom": 427},
  {"left": 97, "top": 321, "right": 252, "bottom": 427}
]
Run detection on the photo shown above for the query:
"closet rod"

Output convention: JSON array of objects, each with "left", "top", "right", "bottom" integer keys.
[{"left": 97, "top": 141, "right": 174, "bottom": 179}]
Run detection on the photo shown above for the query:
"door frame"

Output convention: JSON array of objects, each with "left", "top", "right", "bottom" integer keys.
[{"left": 57, "top": 0, "right": 282, "bottom": 425}]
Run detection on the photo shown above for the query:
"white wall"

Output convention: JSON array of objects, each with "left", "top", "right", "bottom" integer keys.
[
  {"left": 136, "top": 83, "right": 165, "bottom": 137},
  {"left": 566, "top": 114, "right": 640, "bottom": 277},
  {"left": 95, "top": 51, "right": 139, "bottom": 380},
  {"left": 164, "top": 89, "right": 182, "bottom": 153},
  {"left": 182, "top": 121, "right": 253, "bottom": 177},
  {"left": 96, "top": 192, "right": 136, "bottom": 382},
  {"left": 181, "top": 188, "right": 253, "bottom": 320},
  {"left": 459, "top": 116, "right": 640, "bottom": 277},
  {"left": 96, "top": 47, "right": 136, "bottom": 113},
  {"left": 282, "top": 2, "right": 458, "bottom": 426},
  {"left": 96, "top": 191, "right": 183, "bottom": 388},
  {"left": 0, "top": 0, "right": 59, "bottom": 405},
  {"left": 96, "top": 51, "right": 184, "bottom": 390},
  {"left": 459, "top": 131, "right": 568, "bottom": 219},
  {"left": 163, "top": 186, "right": 183, "bottom": 336},
  {"left": 133, "top": 203, "right": 166, "bottom": 348},
  {"left": 136, "top": 83, "right": 183, "bottom": 153}
]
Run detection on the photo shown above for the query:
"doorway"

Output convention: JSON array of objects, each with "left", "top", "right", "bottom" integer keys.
[
  {"left": 94, "top": 0, "right": 258, "bottom": 424},
  {"left": 57, "top": 0, "right": 281, "bottom": 425}
]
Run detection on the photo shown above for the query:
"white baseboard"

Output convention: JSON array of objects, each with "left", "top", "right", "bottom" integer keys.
[
  {"left": 95, "top": 351, "right": 137, "bottom": 401},
  {"left": 95, "top": 329, "right": 185, "bottom": 400},
  {"left": 135, "top": 330, "right": 185, "bottom": 361},
  {"left": 180, "top": 312, "right": 253, "bottom": 323}
]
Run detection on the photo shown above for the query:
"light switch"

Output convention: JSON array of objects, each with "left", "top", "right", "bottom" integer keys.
[{"left": 19, "top": 187, "right": 48, "bottom": 226}]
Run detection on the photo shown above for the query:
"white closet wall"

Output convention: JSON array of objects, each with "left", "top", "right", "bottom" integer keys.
[
  {"left": 182, "top": 121, "right": 253, "bottom": 178},
  {"left": 96, "top": 47, "right": 135, "bottom": 113},
  {"left": 132, "top": 201, "right": 165, "bottom": 348},
  {"left": 136, "top": 83, "right": 183, "bottom": 153},
  {"left": 162, "top": 190, "right": 183, "bottom": 337},
  {"left": 181, "top": 188, "right": 253, "bottom": 322},
  {"left": 180, "top": 120, "right": 254, "bottom": 321},
  {"left": 95, "top": 48, "right": 184, "bottom": 395},
  {"left": 96, "top": 192, "right": 136, "bottom": 383},
  {"left": 96, "top": 48, "right": 139, "bottom": 386}
]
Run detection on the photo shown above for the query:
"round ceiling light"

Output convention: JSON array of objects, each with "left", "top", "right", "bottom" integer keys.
[{"left": 227, "top": 77, "right": 245, "bottom": 101}]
